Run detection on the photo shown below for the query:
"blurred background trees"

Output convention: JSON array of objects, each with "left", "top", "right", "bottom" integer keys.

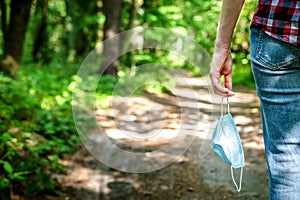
[
  {"left": 0, "top": 0, "right": 257, "bottom": 198},
  {"left": 0, "top": 0, "right": 33, "bottom": 76},
  {"left": 0, "top": 0, "right": 257, "bottom": 79}
]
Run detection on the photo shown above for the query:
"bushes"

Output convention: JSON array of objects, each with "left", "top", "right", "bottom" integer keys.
[{"left": 0, "top": 64, "right": 80, "bottom": 198}]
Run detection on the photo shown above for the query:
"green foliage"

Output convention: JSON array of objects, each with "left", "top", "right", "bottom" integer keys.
[
  {"left": 0, "top": 64, "right": 80, "bottom": 197},
  {"left": 0, "top": 0, "right": 259, "bottom": 198},
  {"left": 230, "top": 0, "right": 257, "bottom": 88},
  {"left": 114, "top": 64, "right": 176, "bottom": 96},
  {"left": 20, "top": 0, "right": 256, "bottom": 87},
  {"left": 120, "top": 0, "right": 256, "bottom": 86},
  {"left": 93, "top": 67, "right": 176, "bottom": 108}
]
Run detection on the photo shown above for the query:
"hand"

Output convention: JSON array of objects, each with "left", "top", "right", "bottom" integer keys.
[{"left": 210, "top": 46, "right": 235, "bottom": 97}]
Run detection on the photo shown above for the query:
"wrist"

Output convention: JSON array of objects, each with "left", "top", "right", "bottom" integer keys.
[
  {"left": 214, "top": 43, "right": 231, "bottom": 56},
  {"left": 215, "top": 39, "right": 231, "bottom": 50}
]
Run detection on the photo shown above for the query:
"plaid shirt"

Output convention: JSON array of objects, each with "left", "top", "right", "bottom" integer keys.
[{"left": 251, "top": 0, "right": 300, "bottom": 47}]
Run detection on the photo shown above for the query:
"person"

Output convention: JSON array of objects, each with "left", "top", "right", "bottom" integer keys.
[{"left": 210, "top": 0, "right": 300, "bottom": 199}]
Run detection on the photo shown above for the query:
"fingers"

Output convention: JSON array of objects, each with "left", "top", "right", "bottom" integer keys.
[
  {"left": 210, "top": 47, "right": 235, "bottom": 97},
  {"left": 210, "top": 72, "right": 235, "bottom": 97},
  {"left": 224, "top": 71, "right": 233, "bottom": 91}
]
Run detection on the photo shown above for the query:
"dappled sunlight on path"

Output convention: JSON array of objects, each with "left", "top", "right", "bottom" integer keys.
[{"left": 57, "top": 72, "right": 268, "bottom": 200}]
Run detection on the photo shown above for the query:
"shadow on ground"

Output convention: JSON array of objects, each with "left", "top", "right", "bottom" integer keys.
[{"left": 16, "top": 72, "right": 268, "bottom": 200}]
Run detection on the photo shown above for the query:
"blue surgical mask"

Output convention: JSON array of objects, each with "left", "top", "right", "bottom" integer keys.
[{"left": 212, "top": 98, "right": 244, "bottom": 192}]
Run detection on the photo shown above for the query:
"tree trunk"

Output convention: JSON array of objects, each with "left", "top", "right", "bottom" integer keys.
[
  {"left": 65, "top": 0, "right": 99, "bottom": 62},
  {"left": 0, "top": 0, "right": 33, "bottom": 77},
  {"left": 0, "top": 0, "right": 7, "bottom": 45},
  {"left": 32, "top": 0, "right": 49, "bottom": 62},
  {"left": 101, "top": 0, "right": 122, "bottom": 76},
  {"left": 125, "top": 0, "right": 137, "bottom": 30}
]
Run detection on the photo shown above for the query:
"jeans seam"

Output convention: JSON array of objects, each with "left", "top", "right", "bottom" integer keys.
[
  {"left": 255, "top": 30, "right": 299, "bottom": 70},
  {"left": 255, "top": 30, "right": 263, "bottom": 64}
]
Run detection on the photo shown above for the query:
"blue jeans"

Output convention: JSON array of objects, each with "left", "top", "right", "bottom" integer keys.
[{"left": 250, "top": 28, "right": 300, "bottom": 200}]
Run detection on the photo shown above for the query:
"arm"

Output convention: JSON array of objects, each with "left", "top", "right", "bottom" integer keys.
[{"left": 210, "top": 0, "right": 245, "bottom": 96}]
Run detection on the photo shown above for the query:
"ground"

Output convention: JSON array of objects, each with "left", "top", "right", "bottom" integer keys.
[{"left": 14, "top": 72, "right": 269, "bottom": 200}]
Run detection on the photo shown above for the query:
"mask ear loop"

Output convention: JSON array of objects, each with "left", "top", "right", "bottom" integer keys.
[
  {"left": 199, "top": 94, "right": 226, "bottom": 159},
  {"left": 227, "top": 97, "right": 230, "bottom": 114},
  {"left": 198, "top": 95, "right": 230, "bottom": 159},
  {"left": 221, "top": 95, "right": 230, "bottom": 116},
  {"left": 221, "top": 95, "right": 224, "bottom": 116},
  {"left": 223, "top": 95, "right": 242, "bottom": 192},
  {"left": 231, "top": 166, "right": 243, "bottom": 192}
]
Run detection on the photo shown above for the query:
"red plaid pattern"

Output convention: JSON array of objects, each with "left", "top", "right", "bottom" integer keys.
[{"left": 251, "top": 0, "right": 300, "bottom": 47}]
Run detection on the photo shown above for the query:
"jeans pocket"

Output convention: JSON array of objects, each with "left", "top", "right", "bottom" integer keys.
[{"left": 255, "top": 31, "right": 300, "bottom": 70}]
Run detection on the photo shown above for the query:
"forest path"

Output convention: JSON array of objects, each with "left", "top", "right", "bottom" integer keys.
[{"left": 58, "top": 71, "right": 268, "bottom": 200}]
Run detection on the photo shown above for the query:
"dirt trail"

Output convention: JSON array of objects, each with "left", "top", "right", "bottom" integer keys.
[{"left": 56, "top": 72, "right": 268, "bottom": 200}]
